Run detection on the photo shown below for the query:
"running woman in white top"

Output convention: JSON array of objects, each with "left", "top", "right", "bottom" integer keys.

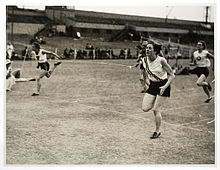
[
  {"left": 32, "top": 42, "right": 62, "bottom": 96},
  {"left": 190, "top": 40, "right": 214, "bottom": 103},
  {"left": 142, "top": 41, "right": 175, "bottom": 139}
]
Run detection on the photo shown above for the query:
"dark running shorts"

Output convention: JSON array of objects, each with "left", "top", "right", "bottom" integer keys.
[
  {"left": 146, "top": 79, "right": 171, "bottom": 97},
  {"left": 37, "top": 62, "right": 50, "bottom": 71},
  {"left": 189, "top": 67, "right": 209, "bottom": 77},
  {"left": 140, "top": 63, "right": 144, "bottom": 70}
]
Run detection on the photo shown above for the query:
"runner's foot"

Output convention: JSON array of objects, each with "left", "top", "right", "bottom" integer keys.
[
  {"left": 32, "top": 93, "right": 39, "bottom": 96},
  {"left": 150, "top": 132, "right": 161, "bottom": 139},
  {"left": 29, "top": 78, "right": 36, "bottom": 81},
  {"left": 54, "top": 62, "right": 62, "bottom": 66},
  {"left": 204, "top": 97, "right": 212, "bottom": 103},
  {"left": 207, "top": 82, "right": 212, "bottom": 91}
]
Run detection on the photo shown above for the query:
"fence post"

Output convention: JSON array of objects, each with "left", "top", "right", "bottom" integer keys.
[
  {"left": 125, "top": 49, "right": 127, "bottom": 59},
  {"left": 188, "top": 48, "right": 191, "bottom": 59},
  {"left": 93, "top": 49, "right": 95, "bottom": 60},
  {"left": 74, "top": 48, "right": 77, "bottom": 59},
  {"left": 110, "top": 50, "right": 112, "bottom": 59}
]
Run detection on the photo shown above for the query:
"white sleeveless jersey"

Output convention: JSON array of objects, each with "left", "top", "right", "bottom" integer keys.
[
  {"left": 37, "top": 49, "right": 47, "bottom": 63},
  {"left": 193, "top": 50, "right": 210, "bottom": 67},
  {"left": 6, "top": 65, "right": 12, "bottom": 76},
  {"left": 146, "top": 56, "right": 167, "bottom": 82}
]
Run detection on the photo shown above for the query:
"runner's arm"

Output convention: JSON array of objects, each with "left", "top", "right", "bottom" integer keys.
[
  {"left": 42, "top": 50, "right": 62, "bottom": 59},
  {"left": 161, "top": 58, "right": 175, "bottom": 89}
]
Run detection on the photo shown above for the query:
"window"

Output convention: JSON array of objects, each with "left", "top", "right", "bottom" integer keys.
[
  {"left": 153, "top": 32, "right": 159, "bottom": 36},
  {"left": 93, "top": 29, "right": 100, "bottom": 33},
  {"left": 174, "top": 33, "right": 179, "bottom": 37},
  {"left": 106, "top": 30, "right": 112, "bottom": 34},
  {"left": 81, "top": 28, "right": 87, "bottom": 33},
  {"left": 164, "top": 33, "right": 169, "bottom": 37}
]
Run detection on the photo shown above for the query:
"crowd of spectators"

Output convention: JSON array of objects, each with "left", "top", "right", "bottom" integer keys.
[
  {"left": 6, "top": 40, "right": 187, "bottom": 61},
  {"left": 62, "top": 44, "right": 134, "bottom": 60}
]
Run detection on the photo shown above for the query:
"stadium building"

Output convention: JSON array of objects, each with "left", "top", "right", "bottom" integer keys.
[{"left": 7, "top": 6, "right": 214, "bottom": 47}]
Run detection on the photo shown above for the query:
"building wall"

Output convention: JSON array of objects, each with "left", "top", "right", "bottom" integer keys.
[
  {"left": 75, "top": 10, "right": 205, "bottom": 27},
  {"left": 6, "top": 23, "right": 44, "bottom": 35},
  {"left": 46, "top": 8, "right": 75, "bottom": 26},
  {"left": 55, "top": 25, "right": 66, "bottom": 33},
  {"left": 75, "top": 22, "right": 124, "bottom": 30},
  {"left": 7, "top": 7, "right": 45, "bottom": 17},
  {"left": 6, "top": 7, "right": 214, "bottom": 44},
  {"left": 75, "top": 27, "right": 118, "bottom": 38}
]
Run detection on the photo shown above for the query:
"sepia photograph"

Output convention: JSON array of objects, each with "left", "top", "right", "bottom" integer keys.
[{"left": 2, "top": 0, "right": 219, "bottom": 169}]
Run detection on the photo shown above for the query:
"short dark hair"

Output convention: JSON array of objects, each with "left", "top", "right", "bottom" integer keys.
[
  {"left": 136, "top": 45, "right": 142, "bottom": 50},
  {"left": 33, "top": 42, "right": 40, "bottom": 50},
  {"left": 148, "top": 41, "right": 162, "bottom": 55},
  {"left": 198, "top": 40, "right": 206, "bottom": 50}
]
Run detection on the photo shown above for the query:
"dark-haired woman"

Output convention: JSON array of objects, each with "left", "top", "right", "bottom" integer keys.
[
  {"left": 190, "top": 40, "right": 214, "bottom": 103},
  {"left": 31, "top": 43, "right": 62, "bottom": 96},
  {"left": 142, "top": 42, "right": 175, "bottom": 139}
]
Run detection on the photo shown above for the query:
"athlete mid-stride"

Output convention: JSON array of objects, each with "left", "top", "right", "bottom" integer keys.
[
  {"left": 31, "top": 42, "right": 62, "bottom": 96},
  {"left": 190, "top": 40, "right": 214, "bottom": 103}
]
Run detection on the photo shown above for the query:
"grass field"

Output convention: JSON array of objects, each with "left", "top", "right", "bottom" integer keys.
[{"left": 6, "top": 59, "right": 215, "bottom": 164}]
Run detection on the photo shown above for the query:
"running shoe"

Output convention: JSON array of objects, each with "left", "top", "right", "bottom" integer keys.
[
  {"left": 32, "top": 93, "right": 39, "bottom": 96},
  {"left": 207, "top": 83, "right": 212, "bottom": 91},
  {"left": 141, "top": 90, "right": 147, "bottom": 93},
  {"left": 54, "top": 62, "right": 62, "bottom": 66},
  {"left": 150, "top": 132, "right": 161, "bottom": 139},
  {"left": 29, "top": 78, "right": 36, "bottom": 81},
  {"left": 204, "top": 97, "right": 212, "bottom": 103}
]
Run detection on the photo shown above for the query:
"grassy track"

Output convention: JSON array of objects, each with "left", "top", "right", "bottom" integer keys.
[{"left": 6, "top": 59, "right": 215, "bottom": 164}]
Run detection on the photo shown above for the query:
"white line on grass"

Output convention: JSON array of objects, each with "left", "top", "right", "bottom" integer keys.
[
  {"left": 162, "top": 103, "right": 213, "bottom": 111},
  {"left": 180, "top": 117, "right": 214, "bottom": 126},
  {"left": 70, "top": 60, "right": 134, "bottom": 68},
  {"left": 161, "top": 119, "right": 215, "bottom": 134},
  {"left": 36, "top": 93, "right": 215, "bottom": 134},
  {"left": 74, "top": 101, "right": 215, "bottom": 134},
  {"left": 207, "top": 119, "right": 215, "bottom": 124},
  {"left": 34, "top": 60, "right": 215, "bottom": 134}
]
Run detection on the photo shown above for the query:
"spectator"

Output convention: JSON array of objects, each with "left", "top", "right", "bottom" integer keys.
[
  {"left": 6, "top": 42, "right": 14, "bottom": 59},
  {"left": 136, "top": 41, "right": 149, "bottom": 93},
  {"left": 63, "top": 48, "right": 69, "bottom": 58},
  {"left": 77, "top": 49, "right": 83, "bottom": 59},
  {"left": 6, "top": 59, "right": 16, "bottom": 91},
  {"left": 69, "top": 49, "right": 75, "bottom": 59},
  {"left": 6, "top": 59, "right": 37, "bottom": 91},
  {"left": 21, "top": 46, "right": 29, "bottom": 59},
  {"left": 88, "top": 50, "right": 93, "bottom": 59},
  {"left": 119, "top": 49, "right": 125, "bottom": 59}
]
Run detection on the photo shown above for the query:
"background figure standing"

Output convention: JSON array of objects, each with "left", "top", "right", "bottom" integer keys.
[
  {"left": 6, "top": 59, "right": 16, "bottom": 91},
  {"left": 5, "top": 59, "right": 32, "bottom": 91},
  {"left": 136, "top": 41, "right": 149, "bottom": 93},
  {"left": 6, "top": 42, "right": 14, "bottom": 59},
  {"left": 31, "top": 43, "right": 62, "bottom": 96},
  {"left": 142, "top": 41, "right": 175, "bottom": 139},
  {"left": 189, "top": 40, "right": 214, "bottom": 103}
]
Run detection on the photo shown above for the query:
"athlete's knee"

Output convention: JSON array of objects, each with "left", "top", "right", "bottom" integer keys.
[
  {"left": 45, "top": 73, "right": 50, "bottom": 78},
  {"left": 46, "top": 70, "right": 52, "bottom": 78},
  {"left": 152, "top": 110, "right": 162, "bottom": 120},
  {"left": 37, "top": 76, "right": 43, "bottom": 83},
  {"left": 142, "top": 105, "right": 153, "bottom": 112},
  {"left": 152, "top": 109, "right": 160, "bottom": 115},
  {"left": 196, "top": 81, "right": 203, "bottom": 86},
  {"left": 140, "top": 78, "right": 144, "bottom": 83}
]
